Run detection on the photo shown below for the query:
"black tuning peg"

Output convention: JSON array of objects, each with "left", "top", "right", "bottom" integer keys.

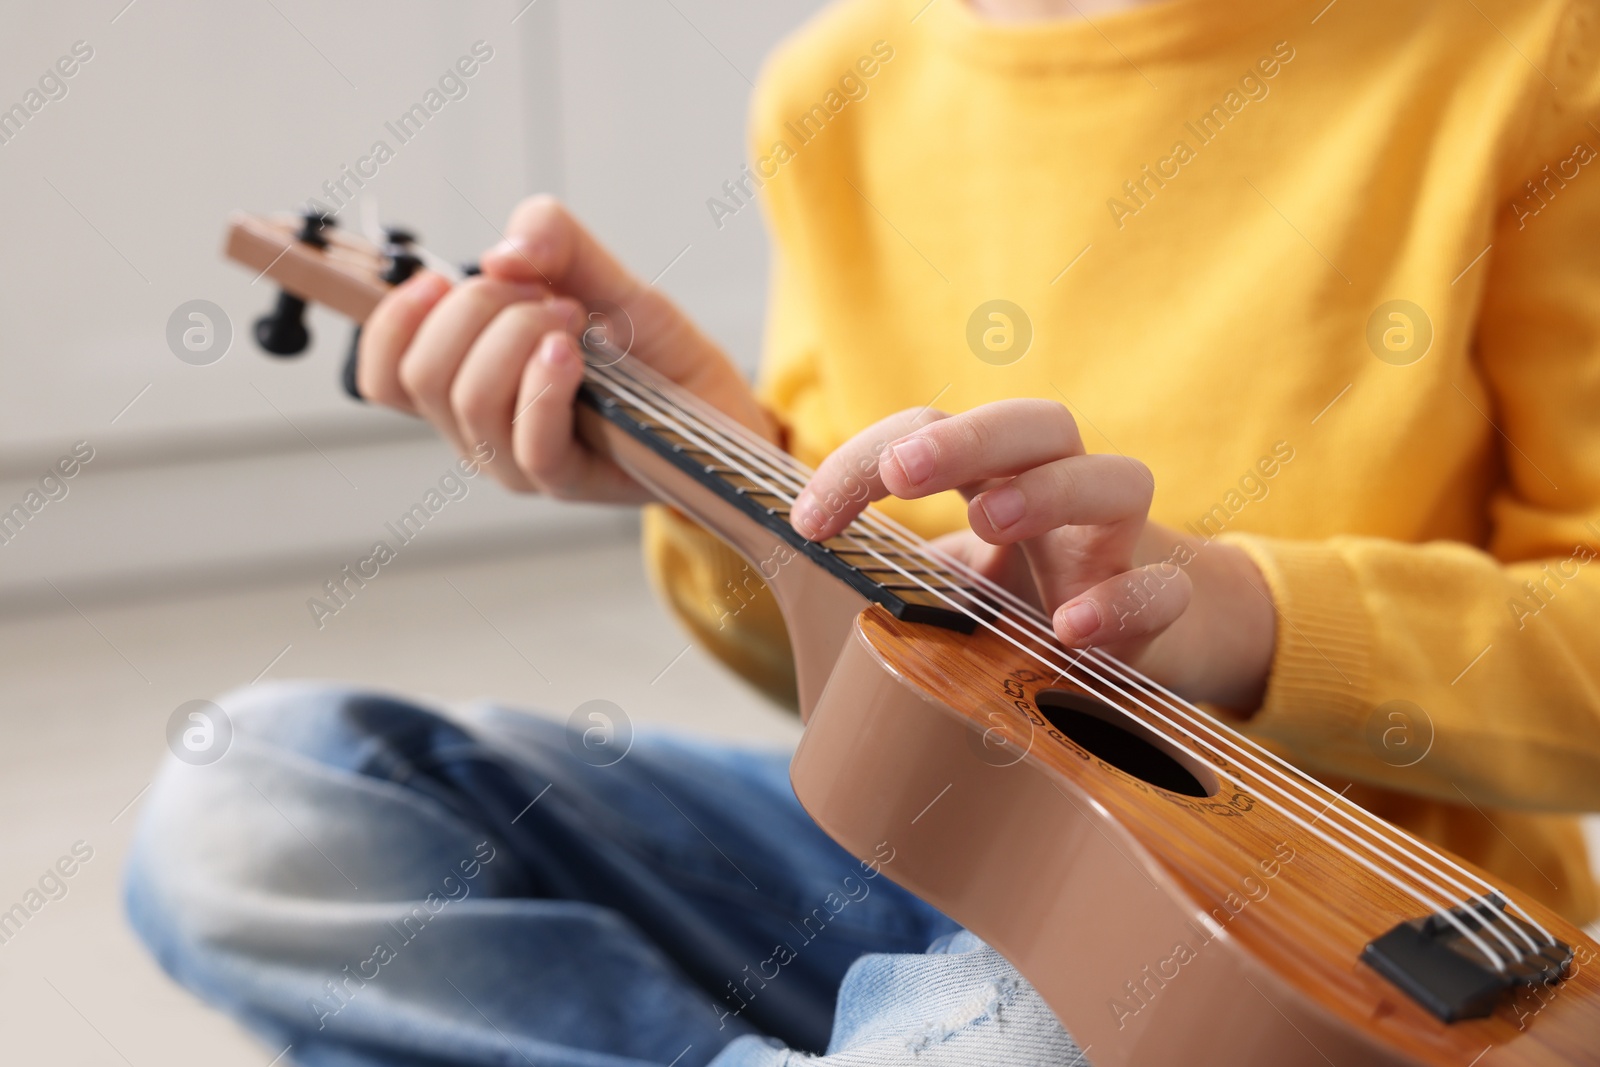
[
  {"left": 380, "top": 227, "right": 422, "bottom": 287},
  {"left": 253, "top": 211, "right": 332, "bottom": 358},
  {"left": 342, "top": 223, "right": 423, "bottom": 400},
  {"left": 254, "top": 291, "right": 311, "bottom": 356}
]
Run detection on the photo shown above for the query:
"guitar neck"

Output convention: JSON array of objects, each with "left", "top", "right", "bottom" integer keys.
[{"left": 224, "top": 211, "right": 977, "bottom": 633}]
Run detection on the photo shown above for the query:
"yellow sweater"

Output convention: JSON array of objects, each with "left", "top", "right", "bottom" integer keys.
[{"left": 644, "top": 0, "right": 1600, "bottom": 925}]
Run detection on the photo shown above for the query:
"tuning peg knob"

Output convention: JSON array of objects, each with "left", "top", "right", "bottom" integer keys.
[
  {"left": 251, "top": 210, "right": 333, "bottom": 358},
  {"left": 342, "top": 326, "right": 365, "bottom": 400},
  {"left": 380, "top": 226, "right": 421, "bottom": 286},
  {"left": 254, "top": 292, "right": 311, "bottom": 356},
  {"left": 340, "top": 223, "right": 422, "bottom": 397},
  {"left": 300, "top": 210, "right": 333, "bottom": 247}
]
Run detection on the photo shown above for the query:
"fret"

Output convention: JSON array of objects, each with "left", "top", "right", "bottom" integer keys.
[
  {"left": 734, "top": 487, "right": 789, "bottom": 514},
  {"left": 846, "top": 558, "right": 961, "bottom": 577},
  {"left": 733, "top": 485, "right": 783, "bottom": 499},
  {"left": 577, "top": 379, "right": 978, "bottom": 634},
  {"left": 875, "top": 580, "right": 967, "bottom": 593},
  {"left": 862, "top": 563, "right": 967, "bottom": 587},
  {"left": 844, "top": 532, "right": 929, "bottom": 556},
  {"left": 830, "top": 548, "right": 939, "bottom": 570}
]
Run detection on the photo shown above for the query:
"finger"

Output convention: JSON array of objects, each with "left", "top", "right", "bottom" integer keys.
[
  {"left": 479, "top": 195, "right": 708, "bottom": 383},
  {"left": 450, "top": 297, "right": 585, "bottom": 491},
  {"left": 790, "top": 407, "right": 948, "bottom": 540},
  {"left": 482, "top": 195, "right": 630, "bottom": 300},
  {"left": 928, "top": 529, "right": 1007, "bottom": 577},
  {"left": 1052, "top": 563, "right": 1193, "bottom": 649},
  {"left": 927, "top": 531, "right": 1042, "bottom": 612},
  {"left": 968, "top": 455, "right": 1155, "bottom": 544},
  {"left": 357, "top": 272, "right": 452, "bottom": 412},
  {"left": 878, "top": 399, "right": 1084, "bottom": 500},
  {"left": 398, "top": 277, "right": 544, "bottom": 454},
  {"left": 510, "top": 332, "right": 584, "bottom": 494},
  {"left": 509, "top": 332, "right": 639, "bottom": 501}
]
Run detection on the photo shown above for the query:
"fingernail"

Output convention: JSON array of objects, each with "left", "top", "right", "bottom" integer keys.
[
  {"left": 400, "top": 272, "right": 448, "bottom": 301},
  {"left": 889, "top": 436, "right": 934, "bottom": 486},
  {"left": 539, "top": 333, "right": 569, "bottom": 365},
  {"left": 1059, "top": 600, "right": 1100, "bottom": 642},
  {"left": 790, "top": 494, "right": 827, "bottom": 538},
  {"left": 978, "top": 486, "right": 1025, "bottom": 530},
  {"left": 491, "top": 235, "right": 532, "bottom": 260}
]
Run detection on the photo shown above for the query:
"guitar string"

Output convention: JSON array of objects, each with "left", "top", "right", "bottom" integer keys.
[
  {"left": 596, "top": 356, "right": 1553, "bottom": 956},
  {"left": 585, "top": 360, "right": 1525, "bottom": 968},
  {"left": 901, "top": 536, "right": 1552, "bottom": 956},
  {"left": 590, "top": 361, "right": 1544, "bottom": 966},
  {"left": 341, "top": 246, "right": 1544, "bottom": 959},
  {"left": 617, "top": 359, "right": 1554, "bottom": 954},
  {"left": 814, "top": 507, "right": 1552, "bottom": 952}
]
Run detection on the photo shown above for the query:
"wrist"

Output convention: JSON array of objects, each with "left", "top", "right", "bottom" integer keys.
[{"left": 1191, "top": 539, "right": 1277, "bottom": 714}]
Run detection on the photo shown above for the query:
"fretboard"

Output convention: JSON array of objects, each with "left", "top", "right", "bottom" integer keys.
[{"left": 579, "top": 368, "right": 979, "bottom": 634}]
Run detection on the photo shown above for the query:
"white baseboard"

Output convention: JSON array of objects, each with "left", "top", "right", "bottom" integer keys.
[{"left": 0, "top": 430, "right": 638, "bottom": 616}]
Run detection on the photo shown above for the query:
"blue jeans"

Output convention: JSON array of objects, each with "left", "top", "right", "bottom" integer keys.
[{"left": 125, "top": 682, "right": 1083, "bottom": 1066}]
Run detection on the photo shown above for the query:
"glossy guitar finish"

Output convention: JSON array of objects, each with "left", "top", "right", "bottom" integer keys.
[
  {"left": 225, "top": 212, "right": 1600, "bottom": 1066},
  {"left": 592, "top": 393, "right": 1600, "bottom": 1067}
]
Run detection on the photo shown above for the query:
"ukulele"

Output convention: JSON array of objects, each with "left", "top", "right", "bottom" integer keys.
[{"left": 224, "top": 209, "right": 1600, "bottom": 1066}]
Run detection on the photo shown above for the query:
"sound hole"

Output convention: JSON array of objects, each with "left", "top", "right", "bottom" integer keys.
[{"left": 1037, "top": 690, "right": 1217, "bottom": 798}]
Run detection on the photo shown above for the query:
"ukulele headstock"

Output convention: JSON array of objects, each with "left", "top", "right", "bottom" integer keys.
[
  {"left": 226, "top": 209, "right": 439, "bottom": 397},
  {"left": 224, "top": 210, "right": 392, "bottom": 327}
]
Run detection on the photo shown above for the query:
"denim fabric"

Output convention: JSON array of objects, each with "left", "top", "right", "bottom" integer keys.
[{"left": 125, "top": 682, "right": 1083, "bottom": 1066}]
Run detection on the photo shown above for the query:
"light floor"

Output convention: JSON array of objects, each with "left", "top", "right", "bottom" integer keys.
[{"left": 0, "top": 535, "right": 799, "bottom": 1066}]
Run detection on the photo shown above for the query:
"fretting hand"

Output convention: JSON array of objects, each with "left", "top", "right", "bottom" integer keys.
[{"left": 357, "top": 195, "right": 776, "bottom": 501}]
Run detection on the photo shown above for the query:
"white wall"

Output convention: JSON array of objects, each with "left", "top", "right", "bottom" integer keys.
[{"left": 0, "top": 0, "right": 824, "bottom": 610}]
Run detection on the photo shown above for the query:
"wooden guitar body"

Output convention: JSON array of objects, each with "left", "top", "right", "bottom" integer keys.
[
  {"left": 227, "top": 211, "right": 1600, "bottom": 1065},
  {"left": 798, "top": 614, "right": 1600, "bottom": 1067},
  {"left": 587, "top": 404, "right": 1600, "bottom": 1067}
]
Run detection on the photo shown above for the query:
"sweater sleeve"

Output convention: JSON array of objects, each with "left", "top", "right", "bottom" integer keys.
[{"left": 1223, "top": 29, "right": 1600, "bottom": 811}]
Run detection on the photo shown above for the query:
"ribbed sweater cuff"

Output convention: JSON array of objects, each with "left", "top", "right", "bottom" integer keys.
[{"left": 1217, "top": 533, "right": 1372, "bottom": 754}]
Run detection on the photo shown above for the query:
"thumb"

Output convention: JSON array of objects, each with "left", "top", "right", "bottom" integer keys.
[
  {"left": 479, "top": 195, "right": 715, "bottom": 385},
  {"left": 1051, "top": 563, "right": 1193, "bottom": 650},
  {"left": 481, "top": 195, "right": 637, "bottom": 302}
]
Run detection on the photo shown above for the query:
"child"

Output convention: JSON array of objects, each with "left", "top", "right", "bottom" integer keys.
[{"left": 127, "top": 0, "right": 1600, "bottom": 1062}]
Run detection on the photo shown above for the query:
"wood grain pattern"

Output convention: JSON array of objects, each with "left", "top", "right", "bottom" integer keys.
[
  {"left": 791, "top": 606, "right": 1600, "bottom": 1066},
  {"left": 224, "top": 213, "right": 387, "bottom": 320}
]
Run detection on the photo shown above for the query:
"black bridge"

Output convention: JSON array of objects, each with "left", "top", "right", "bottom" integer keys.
[{"left": 1362, "top": 895, "right": 1573, "bottom": 1021}]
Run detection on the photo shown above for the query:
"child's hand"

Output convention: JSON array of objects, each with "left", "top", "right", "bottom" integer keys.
[
  {"left": 791, "top": 399, "right": 1277, "bottom": 712},
  {"left": 357, "top": 195, "right": 776, "bottom": 502}
]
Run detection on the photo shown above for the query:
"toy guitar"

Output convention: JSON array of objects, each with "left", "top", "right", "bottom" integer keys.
[{"left": 225, "top": 210, "right": 1600, "bottom": 1066}]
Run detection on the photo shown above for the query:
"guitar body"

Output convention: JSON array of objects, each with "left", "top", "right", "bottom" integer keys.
[
  {"left": 227, "top": 211, "right": 1600, "bottom": 1065},
  {"left": 797, "top": 613, "right": 1600, "bottom": 1066},
  {"left": 585, "top": 407, "right": 1600, "bottom": 1067}
]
